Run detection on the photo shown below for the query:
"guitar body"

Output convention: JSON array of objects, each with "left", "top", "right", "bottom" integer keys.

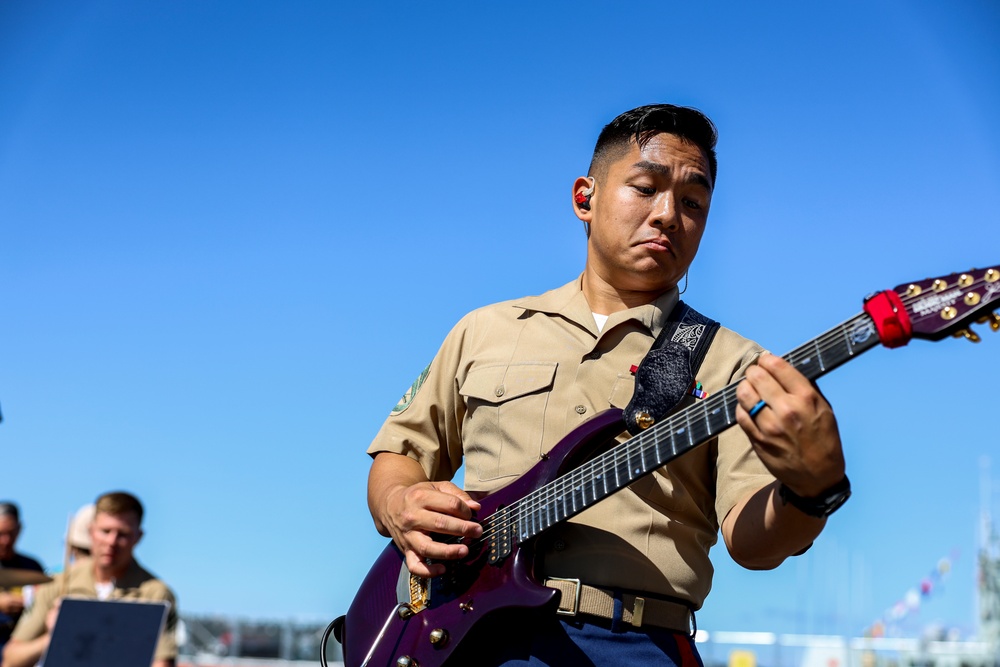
[{"left": 343, "top": 409, "right": 629, "bottom": 667}]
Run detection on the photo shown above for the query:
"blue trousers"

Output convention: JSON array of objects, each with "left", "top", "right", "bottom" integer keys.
[{"left": 446, "top": 612, "right": 703, "bottom": 666}]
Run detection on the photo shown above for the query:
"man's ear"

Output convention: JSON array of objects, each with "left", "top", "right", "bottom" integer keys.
[{"left": 572, "top": 176, "right": 595, "bottom": 222}]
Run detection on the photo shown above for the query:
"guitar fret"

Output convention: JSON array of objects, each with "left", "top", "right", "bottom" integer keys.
[
  {"left": 658, "top": 429, "right": 675, "bottom": 463},
  {"left": 594, "top": 466, "right": 606, "bottom": 497},
  {"left": 691, "top": 402, "right": 712, "bottom": 442},
  {"left": 613, "top": 448, "right": 623, "bottom": 487},
  {"left": 578, "top": 475, "right": 590, "bottom": 508},
  {"left": 814, "top": 338, "right": 827, "bottom": 372},
  {"left": 617, "top": 459, "right": 629, "bottom": 485},
  {"left": 651, "top": 431, "right": 664, "bottom": 467},
  {"left": 841, "top": 322, "right": 856, "bottom": 357}
]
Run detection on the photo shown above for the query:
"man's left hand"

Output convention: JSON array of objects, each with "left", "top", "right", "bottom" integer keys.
[{"left": 735, "top": 353, "right": 846, "bottom": 498}]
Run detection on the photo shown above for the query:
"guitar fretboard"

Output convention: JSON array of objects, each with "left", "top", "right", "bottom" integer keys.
[{"left": 509, "top": 312, "right": 880, "bottom": 543}]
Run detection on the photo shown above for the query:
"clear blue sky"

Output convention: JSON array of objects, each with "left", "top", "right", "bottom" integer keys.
[{"left": 2, "top": 0, "right": 998, "bottom": 640}]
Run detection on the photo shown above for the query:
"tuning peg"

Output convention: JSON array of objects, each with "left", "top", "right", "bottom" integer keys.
[
  {"left": 953, "top": 328, "right": 982, "bottom": 343},
  {"left": 978, "top": 312, "right": 1000, "bottom": 332}
]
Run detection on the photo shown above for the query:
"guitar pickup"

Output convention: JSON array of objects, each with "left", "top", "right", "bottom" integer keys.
[{"left": 487, "top": 506, "right": 515, "bottom": 565}]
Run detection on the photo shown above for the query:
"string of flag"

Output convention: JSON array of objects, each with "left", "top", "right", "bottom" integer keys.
[{"left": 864, "top": 551, "right": 958, "bottom": 637}]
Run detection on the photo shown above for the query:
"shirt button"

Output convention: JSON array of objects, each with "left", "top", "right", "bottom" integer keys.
[
  {"left": 495, "top": 386, "right": 505, "bottom": 398},
  {"left": 575, "top": 405, "right": 587, "bottom": 415},
  {"left": 588, "top": 351, "right": 602, "bottom": 360}
]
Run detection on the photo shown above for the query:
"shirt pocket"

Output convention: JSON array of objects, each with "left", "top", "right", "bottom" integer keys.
[
  {"left": 607, "top": 372, "right": 636, "bottom": 409},
  {"left": 459, "top": 362, "right": 558, "bottom": 484}
]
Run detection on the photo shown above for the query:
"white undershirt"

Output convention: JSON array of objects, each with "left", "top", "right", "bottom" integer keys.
[
  {"left": 95, "top": 581, "right": 114, "bottom": 600},
  {"left": 593, "top": 313, "right": 609, "bottom": 333}
]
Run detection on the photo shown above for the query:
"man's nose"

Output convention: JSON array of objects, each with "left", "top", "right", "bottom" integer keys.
[{"left": 651, "top": 193, "right": 680, "bottom": 230}]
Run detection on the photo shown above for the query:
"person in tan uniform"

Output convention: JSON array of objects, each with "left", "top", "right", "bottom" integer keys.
[
  {"left": 4, "top": 492, "right": 178, "bottom": 667},
  {"left": 366, "top": 104, "right": 849, "bottom": 665},
  {"left": 0, "top": 503, "right": 45, "bottom": 652}
]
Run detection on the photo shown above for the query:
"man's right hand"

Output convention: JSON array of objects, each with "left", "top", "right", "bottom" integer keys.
[{"left": 368, "top": 453, "right": 482, "bottom": 578}]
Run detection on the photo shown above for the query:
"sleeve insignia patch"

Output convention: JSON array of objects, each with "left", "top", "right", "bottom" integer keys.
[{"left": 391, "top": 364, "right": 431, "bottom": 415}]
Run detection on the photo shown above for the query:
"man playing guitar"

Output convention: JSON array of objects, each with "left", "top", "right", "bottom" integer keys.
[{"left": 364, "top": 104, "right": 849, "bottom": 665}]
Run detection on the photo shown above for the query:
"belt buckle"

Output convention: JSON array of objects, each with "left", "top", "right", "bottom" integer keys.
[{"left": 548, "top": 577, "right": 581, "bottom": 616}]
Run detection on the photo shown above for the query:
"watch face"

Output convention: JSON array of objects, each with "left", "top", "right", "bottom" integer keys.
[{"left": 825, "top": 488, "right": 852, "bottom": 515}]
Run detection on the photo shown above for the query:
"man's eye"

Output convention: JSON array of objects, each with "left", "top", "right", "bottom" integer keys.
[
  {"left": 683, "top": 197, "right": 702, "bottom": 210},
  {"left": 634, "top": 186, "right": 655, "bottom": 195}
]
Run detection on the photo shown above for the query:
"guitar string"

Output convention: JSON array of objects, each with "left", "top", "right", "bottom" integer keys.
[
  {"left": 503, "top": 275, "right": 995, "bottom": 540},
  {"left": 472, "top": 326, "right": 830, "bottom": 548},
  {"left": 476, "top": 309, "right": 870, "bottom": 545},
  {"left": 469, "top": 274, "right": 998, "bottom": 548},
  {"left": 474, "top": 285, "right": 992, "bottom": 550},
  {"left": 525, "top": 272, "right": 999, "bottom": 518},
  {"left": 473, "top": 275, "right": 997, "bottom": 547}
]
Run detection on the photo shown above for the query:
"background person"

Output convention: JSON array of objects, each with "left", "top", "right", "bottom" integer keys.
[
  {"left": 3, "top": 491, "right": 178, "bottom": 667},
  {"left": 64, "top": 504, "right": 95, "bottom": 565},
  {"left": 0, "top": 502, "right": 44, "bottom": 654}
]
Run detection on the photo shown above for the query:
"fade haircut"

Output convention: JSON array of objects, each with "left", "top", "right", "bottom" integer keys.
[
  {"left": 0, "top": 502, "right": 20, "bottom": 523},
  {"left": 95, "top": 491, "right": 144, "bottom": 525},
  {"left": 588, "top": 104, "right": 718, "bottom": 187}
]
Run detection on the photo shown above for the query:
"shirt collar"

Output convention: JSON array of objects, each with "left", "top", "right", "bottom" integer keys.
[
  {"left": 71, "top": 556, "right": 146, "bottom": 591},
  {"left": 512, "top": 276, "right": 680, "bottom": 337}
]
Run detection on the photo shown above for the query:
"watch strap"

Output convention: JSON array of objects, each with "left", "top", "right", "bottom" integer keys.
[{"left": 779, "top": 475, "right": 851, "bottom": 518}]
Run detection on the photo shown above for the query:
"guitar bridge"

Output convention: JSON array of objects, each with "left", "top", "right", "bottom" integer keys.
[{"left": 408, "top": 572, "right": 430, "bottom": 612}]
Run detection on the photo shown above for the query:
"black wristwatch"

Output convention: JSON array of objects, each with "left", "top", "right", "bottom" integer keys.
[{"left": 778, "top": 476, "right": 851, "bottom": 518}]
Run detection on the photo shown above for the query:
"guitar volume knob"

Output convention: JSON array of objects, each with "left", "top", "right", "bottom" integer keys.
[{"left": 429, "top": 628, "right": 449, "bottom": 646}]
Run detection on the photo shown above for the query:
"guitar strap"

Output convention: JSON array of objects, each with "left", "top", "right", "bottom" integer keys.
[{"left": 623, "top": 301, "right": 720, "bottom": 436}]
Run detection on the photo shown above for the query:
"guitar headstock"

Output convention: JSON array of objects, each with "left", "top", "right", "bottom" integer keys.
[{"left": 895, "top": 265, "right": 1000, "bottom": 342}]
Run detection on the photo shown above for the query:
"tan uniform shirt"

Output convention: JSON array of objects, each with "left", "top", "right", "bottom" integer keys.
[
  {"left": 12, "top": 557, "right": 178, "bottom": 661},
  {"left": 368, "top": 278, "right": 775, "bottom": 610}
]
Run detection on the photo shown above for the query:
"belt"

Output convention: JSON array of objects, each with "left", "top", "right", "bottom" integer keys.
[{"left": 544, "top": 577, "right": 695, "bottom": 635}]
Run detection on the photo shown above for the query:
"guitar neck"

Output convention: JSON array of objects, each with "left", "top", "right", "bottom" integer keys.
[{"left": 511, "top": 312, "right": 880, "bottom": 543}]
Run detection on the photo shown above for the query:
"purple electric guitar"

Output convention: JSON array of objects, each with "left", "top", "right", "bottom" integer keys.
[{"left": 341, "top": 266, "right": 1000, "bottom": 667}]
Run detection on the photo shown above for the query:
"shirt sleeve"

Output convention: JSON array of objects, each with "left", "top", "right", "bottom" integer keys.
[
  {"left": 711, "top": 330, "right": 776, "bottom": 523},
  {"left": 9, "top": 576, "right": 60, "bottom": 642},
  {"left": 366, "top": 311, "right": 476, "bottom": 482},
  {"left": 153, "top": 587, "right": 178, "bottom": 661}
]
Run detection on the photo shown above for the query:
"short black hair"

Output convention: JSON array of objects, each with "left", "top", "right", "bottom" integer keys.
[
  {"left": 0, "top": 502, "right": 20, "bottom": 523},
  {"left": 589, "top": 104, "right": 718, "bottom": 186}
]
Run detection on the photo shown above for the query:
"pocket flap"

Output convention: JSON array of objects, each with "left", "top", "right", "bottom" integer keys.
[{"left": 460, "top": 363, "right": 557, "bottom": 404}]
